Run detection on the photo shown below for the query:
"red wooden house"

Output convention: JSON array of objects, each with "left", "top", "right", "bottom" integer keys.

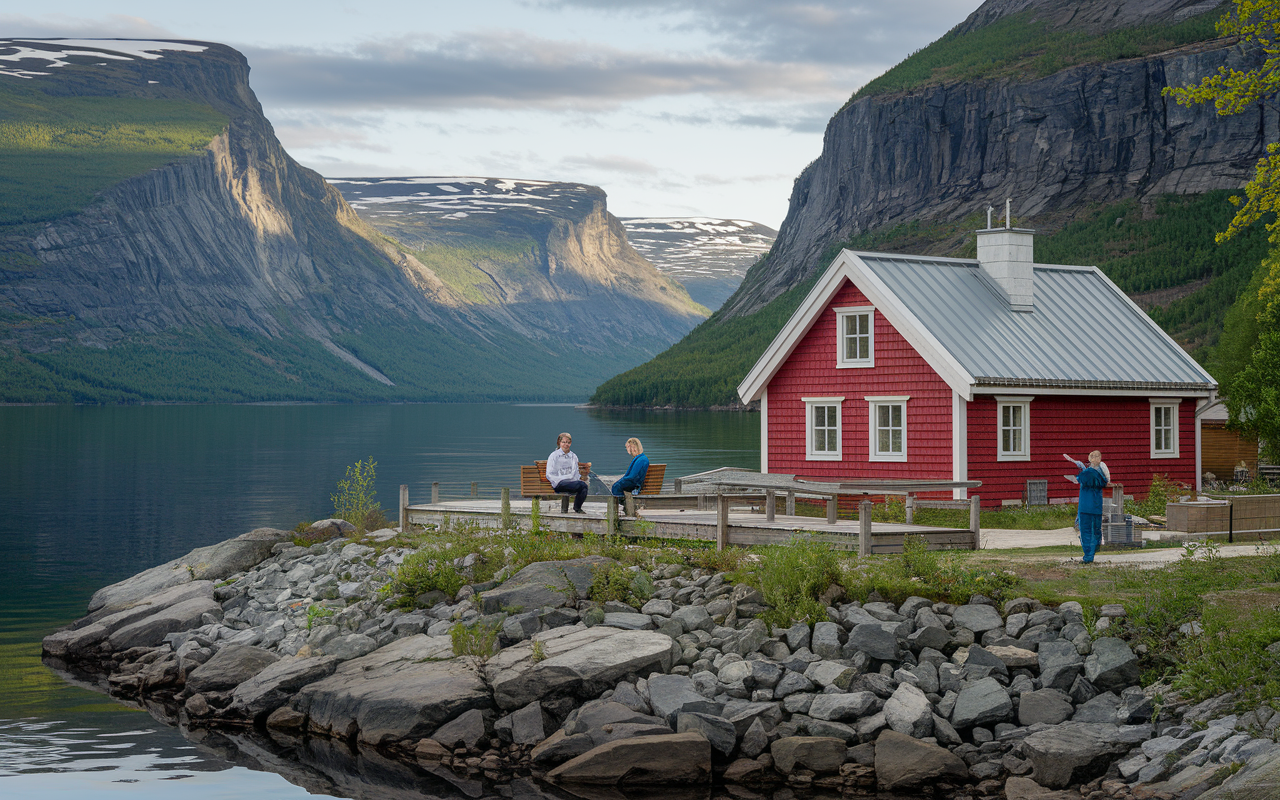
[{"left": 736, "top": 226, "right": 1218, "bottom": 506}]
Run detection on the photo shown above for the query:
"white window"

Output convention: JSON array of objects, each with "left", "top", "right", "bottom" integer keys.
[
  {"left": 835, "top": 307, "right": 874, "bottom": 368},
  {"left": 996, "top": 396, "right": 1032, "bottom": 461},
  {"left": 1151, "top": 401, "right": 1179, "bottom": 458},
  {"left": 804, "top": 397, "right": 843, "bottom": 461},
  {"left": 866, "top": 396, "right": 909, "bottom": 461}
]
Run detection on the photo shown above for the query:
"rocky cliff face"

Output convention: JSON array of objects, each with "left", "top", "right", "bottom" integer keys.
[
  {"left": 0, "top": 40, "right": 703, "bottom": 398},
  {"left": 722, "top": 0, "right": 1267, "bottom": 317}
]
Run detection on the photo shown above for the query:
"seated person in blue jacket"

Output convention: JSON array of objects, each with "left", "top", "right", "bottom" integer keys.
[
  {"left": 546, "top": 432, "right": 590, "bottom": 513},
  {"left": 611, "top": 437, "right": 649, "bottom": 508}
]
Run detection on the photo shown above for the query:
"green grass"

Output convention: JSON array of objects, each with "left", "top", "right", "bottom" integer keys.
[
  {"left": 0, "top": 81, "right": 228, "bottom": 225},
  {"left": 852, "top": 9, "right": 1220, "bottom": 102},
  {"left": 407, "top": 235, "right": 542, "bottom": 304}
]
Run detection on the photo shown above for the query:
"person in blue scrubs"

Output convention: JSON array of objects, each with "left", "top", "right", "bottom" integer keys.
[
  {"left": 1068, "top": 450, "right": 1109, "bottom": 563},
  {"left": 611, "top": 437, "right": 649, "bottom": 510}
]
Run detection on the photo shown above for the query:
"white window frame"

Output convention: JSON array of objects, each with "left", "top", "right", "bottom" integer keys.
[
  {"left": 834, "top": 306, "right": 875, "bottom": 368},
  {"left": 1151, "top": 400, "right": 1180, "bottom": 458},
  {"left": 804, "top": 396, "right": 844, "bottom": 461},
  {"left": 866, "top": 395, "right": 909, "bottom": 462},
  {"left": 996, "top": 396, "right": 1032, "bottom": 462}
]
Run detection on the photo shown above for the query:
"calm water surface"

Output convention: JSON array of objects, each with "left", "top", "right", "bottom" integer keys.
[{"left": 0, "top": 404, "right": 758, "bottom": 798}]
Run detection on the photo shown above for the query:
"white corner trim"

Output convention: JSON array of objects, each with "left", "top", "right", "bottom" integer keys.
[
  {"left": 994, "top": 395, "right": 1034, "bottom": 403},
  {"left": 760, "top": 388, "right": 769, "bottom": 474},
  {"left": 952, "top": 391, "right": 968, "bottom": 500}
]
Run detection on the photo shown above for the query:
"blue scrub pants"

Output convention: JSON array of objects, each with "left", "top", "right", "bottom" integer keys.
[
  {"left": 611, "top": 477, "right": 642, "bottom": 501},
  {"left": 1080, "top": 513, "right": 1102, "bottom": 563}
]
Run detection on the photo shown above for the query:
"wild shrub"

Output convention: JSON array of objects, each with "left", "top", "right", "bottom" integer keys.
[
  {"left": 332, "top": 458, "right": 381, "bottom": 530},
  {"left": 749, "top": 536, "right": 844, "bottom": 626},
  {"left": 386, "top": 550, "right": 466, "bottom": 601},
  {"left": 451, "top": 621, "right": 500, "bottom": 663},
  {"left": 1174, "top": 588, "right": 1280, "bottom": 709},
  {"left": 1128, "top": 473, "right": 1181, "bottom": 519},
  {"left": 588, "top": 563, "right": 654, "bottom": 607}
]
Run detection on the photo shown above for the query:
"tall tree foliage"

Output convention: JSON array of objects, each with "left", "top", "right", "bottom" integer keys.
[{"left": 1166, "top": 0, "right": 1280, "bottom": 459}]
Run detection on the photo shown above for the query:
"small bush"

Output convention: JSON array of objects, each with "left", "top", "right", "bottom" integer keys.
[
  {"left": 451, "top": 621, "right": 500, "bottom": 662},
  {"left": 1129, "top": 473, "right": 1181, "bottom": 519},
  {"left": 588, "top": 564, "right": 653, "bottom": 607},
  {"left": 306, "top": 604, "right": 335, "bottom": 631},
  {"left": 387, "top": 550, "right": 466, "bottom": 600},
  {"left": 749, "top": 536, "right": 844, "bottom": 626},
  {"left": 332, "top": 458, "right": 381, "bottom": 531}
]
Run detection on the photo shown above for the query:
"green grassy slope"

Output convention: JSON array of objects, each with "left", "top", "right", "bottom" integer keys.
[
  {"left": 851, "top": 9, "right": 1219, "bottom": 103},
  {"left": 591, "top": 192, "right": 1267, "bottom": 408},
  {"left": 0, "top": 79, "right": 228, "bottom": 225}
]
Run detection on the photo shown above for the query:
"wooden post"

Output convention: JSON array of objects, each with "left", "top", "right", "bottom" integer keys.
[
  {"left": 399, "top": 484, "right": 409, "bottom": 531},
  {"left": 786, "top": 490, "right": 795, "bottom": 516},
  {"left": 859, "top": 501, "right": 872, "bottom": 557},
  {"left": 625, "top": 494, "right": 635, "bottom": 517},
  {"left": 1110, "top": 484, "right": 1124, "bottom": 521},
  {"left": 607, "top": 496, "right": 618, "bottom": 531},
  {"left": 471, "top": 481, "right": 478, "bottom": 498},
  {"left": 905, "top": 493, "right": 914, "bottom": 524},
  {"left": 717, "top": 493, "right": 730, "bottom": 551},
  {"left": 674, "top": 478, "right": 682, "bottom": 494},
  {"left": 501, "top": 487, "right": 511, "bottom": 529},
  {"left": 766, "top": 490, "right": 776, "bottom": 522},
  {"left": 432, "top": 481, "right": 440, "bottom": 504},
  {"left": 827, "top": 495, "right": 838, "bottom": 524},
  {"left": 970, "top": 495, "right": 981, "bottom": 550}
]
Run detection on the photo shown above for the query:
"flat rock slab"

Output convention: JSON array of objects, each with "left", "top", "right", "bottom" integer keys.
[
  {"left": 875, "top": 729, "right": 968, "bottom": 790},
  {"left": 185, "top": 644, "right": 280, "bottom": 694},
  {"left": 292, "top": 635, "right": 490, "bottom": 747},
  {"left": 952, "top": 604, "right": 1004, "bottom": 634},
  {"left": 89, "top": 528, "right": 292, "bottom": 613},
  {"left": 44, "top": 581, "right": 215, "bottom": 659},
  {"left": 230, "top": 655, "right": 341, "bottom": 720},
  {"left": 486, "top": 625, "right": 678, "bottom": 710},
  {"left": 547, "top": 731, "right": 711, "bottom": 785},
  {"left": 479, "top": 556, "right": 614, "bottom": 615},
  {"left": 771, "top": 736, "right": 847, "bottom": 775},
  {"left": 107, "top": 596, "right": 222, "bottom": 651}
]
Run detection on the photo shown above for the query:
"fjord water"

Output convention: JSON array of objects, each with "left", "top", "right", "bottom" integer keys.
[{"left": 0, "top": 404, "right": 757, "bottom": 798}]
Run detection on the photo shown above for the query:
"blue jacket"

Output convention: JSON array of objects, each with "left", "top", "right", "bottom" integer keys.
[
  {"left": 620, "top": 453, "right": 650, "bottom": 491},
  {"left": 1077, "top": 466, "right": 1108, "bottom": 515}
]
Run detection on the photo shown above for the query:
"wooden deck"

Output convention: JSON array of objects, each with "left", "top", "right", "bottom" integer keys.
[{"left": 404, "top": 497, "right": 977, "bottom": 553}]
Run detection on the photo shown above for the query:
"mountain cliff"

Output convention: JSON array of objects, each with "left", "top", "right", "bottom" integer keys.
[
  {"left": 0, "top": 39, "right": 703, "bottom": 402},
  {"left": 593, "top": 0, "right": 1267, "bottom": 408}
]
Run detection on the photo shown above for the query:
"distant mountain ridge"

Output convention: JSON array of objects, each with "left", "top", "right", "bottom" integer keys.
[
  {"left": 620, "top": 217, "right": 775, "bottom": 310},
  {"left": 0, "top": 39, "right": 704, "bottom": 402}
]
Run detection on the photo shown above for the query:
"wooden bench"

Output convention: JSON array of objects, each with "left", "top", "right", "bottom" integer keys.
[
  {"left": 522, "top": 460, "right": 592, "bottom": 512},
  {"left": 520, "top": 462, "right": 667, "bottom": 513}
]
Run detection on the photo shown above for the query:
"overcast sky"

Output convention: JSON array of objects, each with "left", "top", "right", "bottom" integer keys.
[{"left": 5, "top": 1, "right": 980, "bottom": 227}]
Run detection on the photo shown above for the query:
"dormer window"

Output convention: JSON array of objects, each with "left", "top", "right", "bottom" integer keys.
[{"left": 835, "top": 307, "right": 874, "bottom": 368}]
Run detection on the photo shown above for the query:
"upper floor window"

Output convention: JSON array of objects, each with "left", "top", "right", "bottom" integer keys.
[
  {"left": 804, "top": 397, "right": 843, "bottom": 461},
  {"left": 996, "top": 396, "right": 1032, "bottom": 461},
  {"left": 866, "top": 395, "right": 908, "bottom": 461},
  {"left": 835, "top": 307, "right": 874, "bottom": 368},
  {"left": 1151, "top": 401, "right": 1179, "bottom": 458}
]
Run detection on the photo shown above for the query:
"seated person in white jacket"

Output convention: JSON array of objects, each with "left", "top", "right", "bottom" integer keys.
[{"left": 547, "top": 432, "right": 590, "bottom": 513}]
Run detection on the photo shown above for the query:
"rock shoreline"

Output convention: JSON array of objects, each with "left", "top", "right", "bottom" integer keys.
[{"left": 43, "top": 524, "right": 1280, "bottom": 800}]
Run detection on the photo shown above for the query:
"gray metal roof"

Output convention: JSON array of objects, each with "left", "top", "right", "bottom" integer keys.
[{"left": 856, "top": 253, "right": 1217, "bottom": 390}]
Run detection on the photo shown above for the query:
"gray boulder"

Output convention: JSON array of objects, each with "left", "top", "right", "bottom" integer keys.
[
  {"left": 952, "top": 604, "right": 1004, "bottom": 634},
  {"left": 88, "top": 528, "right": 292, "bottom": 612},
  {"left": 321, "top": 633, "right": 379, "bottom": 661},
  {"left": 846, "top": 622, "right": 899, "bottom": 660},
  {"left": 479, "top": 556, "right": 613, "bottom": 614},
  {"left": 603, "top": 613, "right": 656, "bottom": 631},
  {"left": 229, "top": 654, "right": 340, "bottom": 719},
  {"left": 1084, "top": 637, "right": 1139, "bottom": 691},
  {"left": 874, "top": 730, "right": 968, "bottom": 791},
  {"left": 432, "top": 708, "right": 489, "bottom": 749},
  {"left": 496, "top": 701, "right": 551, "bottom": 745},
  {"left": 884, "top": 683, "right": 934, "bottom": 738},
  {"left": 44, "top": 581, "right": 215, "bottom": 659},
  {"left": 771, "top": 736, "right": 847, "bottom": 774},
  {"left": 648, "top": 674, "right": 723, "bottom": 722},
  {"left": 951, "top": 677, "right": 1013, "bottom": 728},
  {"left": 676, "top": 712, "right": 737, "bottom": 757},
  {"left": 808, "top": 691, "right": 880, "bottom": 721},
  {"left": 672, "top": 605, "right": 714, "bottom": 633},
  {"left": 1019, "top": 689, "right": 1075, "bottom": 726},
  {"left": 531, "top": 730, "right": 597, "bottom": 766},
  {"left": 812, "top": 621, "right": 844, "bottom": 659},
  {"left": 546, "top": 731, "right": 711, "bottom": 785},
  {"left": 486, "top": 626, "right": 678, "bottom": 710},
  {"left": 292, "top": 635, "right": 492, "bottom": 746},
  {"left": 1022, "top": 722, "right": 1151, "bottom": 788},
  {"left": 1039, "top": 640, "right": 1085, "bottom": 691},
  {"left": 185, "top": 644, "right": 279, "bottom": 695}
]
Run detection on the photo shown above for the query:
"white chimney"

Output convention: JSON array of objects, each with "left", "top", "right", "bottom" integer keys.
[{"left": 976, "top": 200, "right": 1034, "bottom": 312}]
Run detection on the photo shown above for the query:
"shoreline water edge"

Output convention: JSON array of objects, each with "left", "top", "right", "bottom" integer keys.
[{"left": 41, "top": 523, "right": 1280, "bottom": 800}]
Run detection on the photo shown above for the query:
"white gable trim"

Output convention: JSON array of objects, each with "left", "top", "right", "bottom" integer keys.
[{"left": 738, "top": 250, "right": 976, "bottom": 403}]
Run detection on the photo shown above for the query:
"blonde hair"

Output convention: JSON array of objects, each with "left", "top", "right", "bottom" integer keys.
[
  {"left": 1088, "top": 450, "right": 1102, "bottom": 465},
  {"left": 557, "top": 432, "right": 572, "bottom": 445},
  {"left": 626, "top": 437, "right": 643, "bottom": 454}
]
